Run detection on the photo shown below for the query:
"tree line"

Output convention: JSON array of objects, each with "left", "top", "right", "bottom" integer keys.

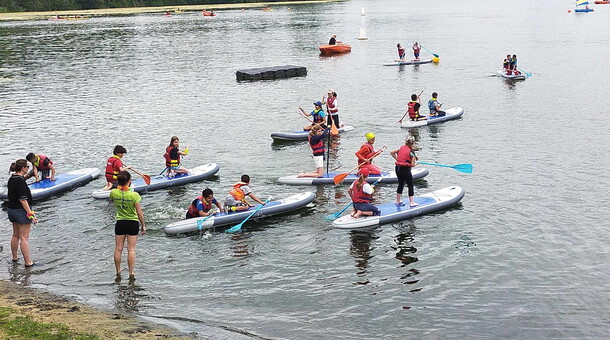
[{"left": 0, "top": 0, "right": 306, "bottom": 12}]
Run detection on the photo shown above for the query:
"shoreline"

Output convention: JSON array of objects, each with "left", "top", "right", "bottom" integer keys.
[
  {"left": 0, "top": 0, "right": 342, "bottom": 21},
  {"left": 0, "top": 280, "right": 192, "bottom": 339}
]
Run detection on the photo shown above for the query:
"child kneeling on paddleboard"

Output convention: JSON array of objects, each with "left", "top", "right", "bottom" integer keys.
[
  {"left": 185, "top": 188, "right": 223, "bottom": 218},
  {"left": 25, "top": 152, "right": 56, "bottom": 182},
  {"left": 349, "top": 168, "right": 380, "bottom": 219},
  {"left": 164, "top": 136, "right": 190, "bottom": 178},
  {"left": 104, "top": 145, "right": 131, "bottom": 191},
  {"left": 224, "top": 174, "right": 266, "bottom": 213}
]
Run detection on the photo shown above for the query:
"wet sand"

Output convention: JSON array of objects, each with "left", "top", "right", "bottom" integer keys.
[
  {"left": 0, "top": 0, "right": 342, "bottom": 21},
  {"left": 0, "top": 280, "right": 192, "bottom": 339}
]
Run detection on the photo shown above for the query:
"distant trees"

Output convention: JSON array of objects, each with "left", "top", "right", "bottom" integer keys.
[{"left": 0, "top": 0, "right": 302, "bottom": 12}]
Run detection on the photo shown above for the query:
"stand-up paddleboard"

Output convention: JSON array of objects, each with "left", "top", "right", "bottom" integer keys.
[
  {"left": 277, "top": 168, "right": 429, "bottom": 185},
  {"left": 164, "top": 192, "right": 315, "bottom": 234},
  {"left": 400, "top": 107, "right": 464, "bottom": 128},
  {"left": 497, "top": 70, "right": 526, "bottom": 80},
  {"left": 271, "top": 125, "right": 354, "bottom": 142},
  {"left": 383, "top": 59, "right": 433, "bottom": 66},
  {"left": 332, "top": 186, "right": 465, "bottom": 229},
  {"left": 91, "top": 163, "right": 219, "bottom": 199},
  {"left": 1, "top": 168, "right": 100, "bottom": 201}
]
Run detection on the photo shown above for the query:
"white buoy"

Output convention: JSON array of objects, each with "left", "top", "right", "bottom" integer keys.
[{"left": 357, "top": 8, "right": 368, "bottom": 40}]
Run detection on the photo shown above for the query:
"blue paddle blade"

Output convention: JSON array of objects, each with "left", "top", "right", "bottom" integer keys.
[
  {"left": 226, "top": 223, "right": 243, "bottom": 233},
  {"left": 324, "top": 212, "right": 340, "bottom": 221},
  {"left": 454, "top": 164, "right": 473, "bottom": 173}
]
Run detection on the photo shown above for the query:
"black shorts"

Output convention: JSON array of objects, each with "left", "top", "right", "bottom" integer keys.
[{"left": 115, "top": 220, "right": 139, "bottom": 236}]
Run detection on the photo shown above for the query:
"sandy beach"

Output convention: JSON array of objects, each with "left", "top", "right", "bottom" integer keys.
[
  {"left": 0, "top": 0, "right": 342, "bottom": 21},
  {"left": 0, "top": 280, "right": 192, "bottom": 339}
]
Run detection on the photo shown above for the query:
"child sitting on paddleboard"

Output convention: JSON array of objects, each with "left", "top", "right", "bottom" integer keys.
[
  {"left": 404, "top": 93, "right": 425, "bottom": 122},
  {"left": 510, "top": 54, "right": 521, "bottom": 75},
  {"left": 503, "top": 54, "right": 512, "bottom": 75},
  {"left": 355, "top": 133, "right": 383, "bottom": 175},
  {"left": 104, "top": 145, "right": 131, "bottom": 190},
  {"left": 164, "top": 136, "right": 190, "bottom": 178},
  {"left": 224, "top": 174, "right": 266, "bottom": 213},
  {"left": 185, "top": 188, "right": 223, "bottom": 218},
  {"left": 25, "top": 152, "right": 56, "bottom": 182},
  {"left": 349, "top": 168, "right": 380, "bottom": 219},
  {"left": 299, "top": 101, "right": 326, "bottom": 131},
  {"left": 428, "top": 92, "right": 446, "bottom": 117}
]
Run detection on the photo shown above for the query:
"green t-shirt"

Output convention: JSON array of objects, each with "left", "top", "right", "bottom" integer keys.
[{"left": 109, "top": 189, "right": 142, "bottom": 221}]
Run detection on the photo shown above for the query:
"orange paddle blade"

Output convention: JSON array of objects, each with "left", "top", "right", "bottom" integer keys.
[
  {"left": 142, "top": 175, "right": 151, "bottom": 185},
  {"left": 331, "top": 123, "right": 339, "bottom": 136},
  {"left": 333, "top": 172, "right": 349, "bottom": 185}
]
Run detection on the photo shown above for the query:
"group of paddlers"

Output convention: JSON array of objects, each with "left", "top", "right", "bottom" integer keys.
[
  {"left": 396, "top": 42, "right": 422, "bottom": 61},
  {"left": 502, "top": 54, "right": 521, "bottom": 75}
]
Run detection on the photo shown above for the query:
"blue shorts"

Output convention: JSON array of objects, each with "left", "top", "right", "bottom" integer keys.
[
  {"left": 353, "top": 202, "right": 380, "bottom": 216},
  {"left": 168, "top": 166, "right": 181, "bottom": 171},
  {"left": 8, "top": 208, "right": 32, "bottom": 224}
]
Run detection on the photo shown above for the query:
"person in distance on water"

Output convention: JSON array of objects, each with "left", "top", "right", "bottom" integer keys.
[
  {"left": 104, "top": 145, "right": 131, "bottom": 191},
  {"left": 390, "top": 136, "right": 419, "bottom": 208},
  {"left": 400, "top": 93, "right": 425, "bottom": 123},
  {"left": 25, "top": 152, "right": 56, "bottom": 182},
  {"left": 412, "top": 42, "right": 421, "bottom": 61},
  {"left": 504, "top": 54, "right": 512, "bottom": 75},
  {"left": 510, "top": 54, "right": 521, "bottom": 75},
  {"left": 224, "top": 174, "right": 266, "bottom": 213},
  {"left": 329, "top": 34, "right": 340, "bottom": 45},
  {"left": 7, "top": 159, "right": 37, "bottom": 267},
  {"left": 428, "top": 92, "right": 446, "bottom": 117},
  {"left": 397, "top": 43, "right": 406, "bottom": 61},
  {"left": 110, "top": 171, "right": 146, "bottom": 282},
  {"left": 355, "top": 133, "right": 383, "bottom": 175},
  {"left": 299, "top": 101, "right": 326, "bottom": 131},
  {"left": 323, "top": 89, "right": 341, "bottom": 128},
  {"left": 298, "top": 125, "right": 330, "bottom": 178},
  {"left": 185, "top": 188, "right": 223, "bottom": 218},
  {"left": 348, "top": 168, "right": 381, "bottom": 219}
]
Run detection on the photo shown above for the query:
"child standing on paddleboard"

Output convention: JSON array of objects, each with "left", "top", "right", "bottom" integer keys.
[{"left": 390, "top": 136, "right": 419, "bottom": 207}]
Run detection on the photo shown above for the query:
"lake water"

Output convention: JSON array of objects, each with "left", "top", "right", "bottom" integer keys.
[{"left": 1, "top": 0, "right": 609, "bottom": 338}]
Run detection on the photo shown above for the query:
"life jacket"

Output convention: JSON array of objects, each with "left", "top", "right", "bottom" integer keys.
[
  {"left": 398, "top": 47, "right": 405, "bottom": 57},
  {"left": 395, "top": 145, "right": 414, "bottom": 167},
  {"left": 309, "top": 134, "right": 325, "bottom": 156},
  {"left": 413, "top": 45, "right": 421, "bottom": 53},
  {"left": 327, "top": 96, "right": 338, "bottom": 114},
  {"left": 229, "top": 182, "right": 247, "bottom": 201},
  {"left": 105, "top": 155, "right": 122, "bottom": 182},
  {"left": 312, "top": 109, "right": 325, "bottom": 124},
  {"left": 164, "top": 146, "right": 180, "bottom": 167},
  {"left": 408, "top": 101, "right": 418, "bottom": 119},
  {"left": 428, "top": 98, "right": 437, "bottom": 110},
  {"left": 503, "top": 59, "right": 509, "bottom": 69},
  {"left": 356, "top": 142, "right": 375, "bottom": 165},
  {"left": 351, "top": 181, "right": 373, "bottom": 203},
  {"left": 186, "top": 196, "right": 213, "bottom": 218},
  {"left": 33, "top": 154, "right": 53, "bottom": 170}
]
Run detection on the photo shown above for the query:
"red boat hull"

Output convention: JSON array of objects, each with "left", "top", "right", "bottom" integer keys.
[{"left": 319, "top": 44, "right": 352, "bottom": 56}]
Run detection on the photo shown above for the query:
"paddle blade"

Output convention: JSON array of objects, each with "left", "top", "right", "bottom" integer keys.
[
  {"left": 331, "top": 122, "right": 339, "bottom": 136},
  {"left": 333, "top": 172, "right": 349, "bottom": 185},
  {"left": 324, "top": 212, "right": 340, "bottom": 221},
  {"left": 142, "top": 175, "right": 151, "bottom": 185},
  {"left": 454, "top": 164, "right": 473, "bottom": 173},
  {"left": 226, "top": 224, "right": 243, "bottom": 233}
]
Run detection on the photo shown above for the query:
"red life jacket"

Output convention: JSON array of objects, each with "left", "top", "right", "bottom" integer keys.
[
  {"left": 229, "top": 182, "right": 247, "bottom": 201},
  {"left": 309, "top": 135, "right": 325, "bottom": 156},
  {"left": 327, "top": 96, "right": 338, "bottom": 114},
  {"left": 186, "top": 196, "right": 213, "bottom": 218},
  {"left": 105, "top": 155, "right": 122, "bottom": 182},
  {"left": 33, "top": 154, "right": 53, "bottom": 170},
  {"left": 164, "top": 146, "right": 180, "bottom": 167},
  {"left": 356, "top": 142, "right": 374, "bottom": 165},
  {"left": 351, "top": 181, "right": 373, "bottom": 203},
  {"left": 395, "top": 145, "right": 414, "bottom": 167},
  {"left": 408, "top": 101, "right": 418, "bottom": 119}
]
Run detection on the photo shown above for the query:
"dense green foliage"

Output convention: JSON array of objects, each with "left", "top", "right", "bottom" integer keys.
[
  {"left": 0, "top": 306, "right": 99, "bottom": 339},
  {"left": 0, "top": 0, "right": 299, "bottom": 12}
]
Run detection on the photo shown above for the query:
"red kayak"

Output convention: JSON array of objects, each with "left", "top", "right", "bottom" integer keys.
[
  {"left": 319, "top": 44, "right": 351, "bottom": 56},
  {"left": 594, "top": 1, "right": 610, "bottom": 3}
]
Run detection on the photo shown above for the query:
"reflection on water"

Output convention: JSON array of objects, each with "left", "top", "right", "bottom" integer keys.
[
  {"left": 114, "top": 280, "right": 148, "bottom": 313},
  {"left": 349, "top": 229, "right": 379, "bottom": 283},
  {"left": 391, "top": 222, "right": 421, "bottom": 289},
  {"left": 8, "top": 262, "right": 33, "bottom": 286},
  {"left": 229, "top": 233, "right": 253, "bottom": 258}
]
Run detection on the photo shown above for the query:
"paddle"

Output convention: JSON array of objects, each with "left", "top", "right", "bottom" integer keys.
[
  {"left": 419, "top": 45, "right": 439, "bottom": 58},
  {"left": 417, "top": 161, "right": 473, "bottom": 173},
  {"left": 297, "top": 108, "right": 325, "bottom": 128},
  {"left": 398, "top": 89, "right": 425, "bottom": 123},
  {"left": 196, "top": 214, "right": 215, "bottom": 231},
  {"left": 225, "top": 197, "right": 273, "bottom": 233},
  {"left": 325, "top": 102, "right": 339, "bottom": 136},
  {"left": 325, "top": 175, "right": 384, "bottom": 221},
  {"left": 158, "top": 167, "right": 168, "bottom": 176},
  {"left": 129, "top": 168, "right": 151, "bottom": 185},
  {"left": 333, "top": 146, "right": 386, "bottom": 185},
  {"left": 517, "top": 67, "right": 532, "bottom": 77}
]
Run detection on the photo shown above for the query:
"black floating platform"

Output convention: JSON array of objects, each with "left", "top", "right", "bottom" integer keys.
[{"left": 236, "top": 65, "right": 307, "bottom": 81}]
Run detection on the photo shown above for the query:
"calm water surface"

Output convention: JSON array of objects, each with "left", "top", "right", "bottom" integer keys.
[{"left": 1, "top": 0, "right": 609, "bottom": 338}]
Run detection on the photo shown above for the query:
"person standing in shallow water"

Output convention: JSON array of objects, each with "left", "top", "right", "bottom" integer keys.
[
  {"left": 110, "top": 171, "right": 146, "bottom": 281},
  {"left": 7, "top": 159, "right": 37, "bottom": 267}
]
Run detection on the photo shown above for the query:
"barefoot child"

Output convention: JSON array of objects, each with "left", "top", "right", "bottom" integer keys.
[
  {"left": 164, "top": 136, "right": 190, "bottom": 177},
  {"left": 348, "top": 169, "right": 380, "bottom": 218},
  {"left": 224, "top": 174, "right": 266, "bottom": 212},
  {"left": 185, "top": 188, "right": 223, "bottom": 218}
]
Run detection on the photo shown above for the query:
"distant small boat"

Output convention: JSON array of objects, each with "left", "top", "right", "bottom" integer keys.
[
  {"left": 594, "top": 0, "right": 610, "bottom": 3},
  {"left": 497, "top": 70, "right": 527, "bottom": 80},
  {"left": 262, "top": 7, "right": 274, "bottom": 12},
  {"left": 575, "top": 0, "right": 594, "bottom": 12},
  {"left": 319, "top": 44, "right": 352, "bottom": 56},
  {"left": 202, "top": 10, "right": 216, "bottom": 16}
]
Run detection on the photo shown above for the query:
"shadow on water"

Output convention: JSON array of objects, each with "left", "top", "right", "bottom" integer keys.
[
  {"left": 349, "top": 228, "right": 381, "bottom": 284},
  {"left": 391, "top": 221, "right": 421, "bottom": 289}
]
